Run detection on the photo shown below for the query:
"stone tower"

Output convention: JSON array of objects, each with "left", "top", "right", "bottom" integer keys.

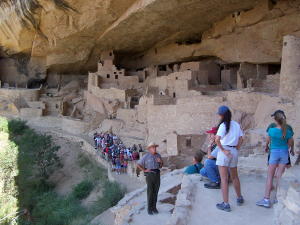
[{"left": 279, "top": 35, "right": 300, "bottom": 99}]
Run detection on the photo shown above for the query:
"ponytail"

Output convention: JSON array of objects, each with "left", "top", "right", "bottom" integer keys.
[
  {"left": 218, "top": 110, "right": 232, "bottom": 134},
  {"left": 274, "top": 113, "right": 287, "bottom": 139}
]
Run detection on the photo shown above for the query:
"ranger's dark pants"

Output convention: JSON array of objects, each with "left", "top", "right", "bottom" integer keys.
[{"left": 146, "top": 172, "right": 160, "bottom": 211}]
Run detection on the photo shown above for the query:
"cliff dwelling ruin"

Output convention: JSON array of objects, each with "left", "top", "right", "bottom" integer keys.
[{"left": 0, "top": 0, "right": 300, "bottom": 225}]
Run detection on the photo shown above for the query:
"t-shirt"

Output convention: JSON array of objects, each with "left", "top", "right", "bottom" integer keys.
[
  {"left": 266, "top": 123, "right": 294, "bottom": 135},
  {"left": 138, "top": 153, "right": 162, "bottom": 170},
  {"left": 216, "top": 120, "right": 243, "bottom": 146},
  {"left": 267, "top": 127, "right": 293, "bottom": 150},
  {"left": 184, "top": 163, "right": 203, "bottom": 174}
]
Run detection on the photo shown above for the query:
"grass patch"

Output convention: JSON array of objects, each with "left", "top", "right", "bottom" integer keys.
[{"left": 72, "top": 180, "right": 94, "bottom": 200}]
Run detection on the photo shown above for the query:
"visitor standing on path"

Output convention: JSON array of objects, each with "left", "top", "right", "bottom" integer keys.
[
  {"left": 257, "top": 110, "right": 294, "bottom": 208},
  {"left": 137, "top": 142, "right": 163, "bottom": 215},
  {"left": 215, "top": 106, "right": 244, "bottom": 212},
  {"left": 266, "top": 110, "right": 294, "bottom": 171}
]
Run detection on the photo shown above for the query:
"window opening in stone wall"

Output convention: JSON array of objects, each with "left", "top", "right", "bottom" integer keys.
[
  {"left": 186, "top": 137, "right": 191, "bottom": 147},
  {"left": 268, "top": 64, "right": 281, "bottom": 75},
  {"left": 158, "top": 65, "right": 167, "bottom": 71},
  {"left": 115, "top": 75, "right": 118, "bottom": 79},
  {"left": 107, "top": 74, "right": 110, "bottom": 78},
  {"left": 173, "top": 92, "right": 176, "bottom": 98}
]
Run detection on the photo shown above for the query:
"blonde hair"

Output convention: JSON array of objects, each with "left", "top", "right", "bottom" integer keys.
[{"left": 274, "top": 112, "right": 287, "bottom": 139}]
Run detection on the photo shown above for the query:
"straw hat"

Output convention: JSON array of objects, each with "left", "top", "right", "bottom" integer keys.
[{"left": 146, "top": 142, "right": 159, "bottom": 149}]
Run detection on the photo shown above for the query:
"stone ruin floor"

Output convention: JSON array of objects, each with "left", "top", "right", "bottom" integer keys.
[
  {"left": 116, "top": 173, "right": 275, "bottom": 225},
  {"left": 188, "top": 175, "right": 274, "bottom": 225}
]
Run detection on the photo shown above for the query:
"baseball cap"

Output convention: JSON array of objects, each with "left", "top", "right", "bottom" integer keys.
[
  {"left": 206, "top": 127, "right": 218, "bottom": 134},
  {"left": 217, "top": 105, "right": 230, "bottom": 115},
  {"left": 271, "top": 110, "right": 286, "bottom": 118}
]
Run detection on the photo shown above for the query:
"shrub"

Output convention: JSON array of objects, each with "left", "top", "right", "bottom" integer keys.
[
  {"left": 17, "top": 130, "right": 61, "bottom": 179},
  {"left": 102, "top": 181, "right": 125, "bottom": 206},
  {"left": 8, "top": 119, "right": 28, "bottom": 136},
  {"left": 31, "top": 192, "right": 85, "bottom": 225},
  {"left": 72, "top": 180, "right": 94, "bottom": 200},
  {"left": 91, "top": 181, "right": 125, "bottom": 214}
]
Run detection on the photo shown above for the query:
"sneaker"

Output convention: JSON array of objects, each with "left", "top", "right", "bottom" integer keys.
[
  {"left": 216, "top": 202, "right": 231, "bottom": 212},
  {"left": 272, "top": 198, "right": 278, "bottom": 204},
  {"left": 237, "top": 196, "right": 244, "bottom": 206},
  {"left": 204, "top": 182, "right": 220, "bottom": 189},
  {"left": 256, "top": 198, "right": 271, "bottom": 208}
]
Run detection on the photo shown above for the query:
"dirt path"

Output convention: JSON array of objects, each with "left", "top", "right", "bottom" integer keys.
[{"left": 48, "top": 135, "right": 85, "bottom": 195}]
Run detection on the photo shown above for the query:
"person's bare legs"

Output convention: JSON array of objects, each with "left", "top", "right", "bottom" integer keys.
[
  {"left": 229, "top": 167, "right": 242, "bottom": 198},
  {"left": 272, "top": 164, "right": 286, "bottom": 198},
  {"left": 264, "top": 164, "right": 277, "bottom": 198},
  {"left": 219, "top": 166, "right": 229, "bottom": 203}
]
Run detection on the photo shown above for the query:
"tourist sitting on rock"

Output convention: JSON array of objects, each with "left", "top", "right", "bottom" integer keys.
[
  {"left": 215, "top": 105, "right": 244, "bottom": 212},
  {"left": 256, "top": 110, "right": 294, "bottom": 208},
  {"left": 200, "top": 127, "right": 220, "bottom": 189},
  {"left": 184, "top": 152, "right": 203, "bottom": 174}
]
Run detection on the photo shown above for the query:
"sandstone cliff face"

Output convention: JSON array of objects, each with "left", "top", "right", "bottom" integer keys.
[{"left": 0, "top": 0, "right": 300, "bottom": 77}]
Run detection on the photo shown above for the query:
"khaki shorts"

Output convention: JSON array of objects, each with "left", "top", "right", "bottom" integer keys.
[{"left": 216, "top": 146, "right": 238, "bottom": 168}]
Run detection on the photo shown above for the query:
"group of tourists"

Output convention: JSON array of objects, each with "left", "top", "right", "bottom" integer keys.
[
  {"left": 138, "top": 105, "right": 298, "bottom": 215},
  {"left": 93, "top": 132, "right": 141, "bottom": 174}
]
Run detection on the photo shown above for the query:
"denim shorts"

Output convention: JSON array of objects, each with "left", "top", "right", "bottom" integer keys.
[{"left": 269, "top": 149, "right": 289, "bottom": 165}]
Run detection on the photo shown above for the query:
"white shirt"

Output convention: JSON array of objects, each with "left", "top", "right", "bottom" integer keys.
[{"left": 217, "top": 120, "right": 243, "bottom": 146}]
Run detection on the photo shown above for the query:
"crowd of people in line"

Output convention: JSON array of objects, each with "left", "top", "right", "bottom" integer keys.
[
  {"left": 182, "top": 106, "right": 298, "bottom": 212},
  {"left": 93, "top": 132, "right": 142, "bottom": 174}
]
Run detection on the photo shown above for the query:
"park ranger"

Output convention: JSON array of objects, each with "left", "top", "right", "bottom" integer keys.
[{"left": 137, "top": 142, "right": 163, "bottom": 215}]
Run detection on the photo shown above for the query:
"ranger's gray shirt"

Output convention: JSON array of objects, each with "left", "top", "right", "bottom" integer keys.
[{"left": 138, "top": 153, "right": 162, "bottom": 170}]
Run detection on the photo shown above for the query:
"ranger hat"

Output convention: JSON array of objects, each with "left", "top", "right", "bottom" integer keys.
[{"left": 146, "top": 142, "right": 159, "bottom": 149}]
